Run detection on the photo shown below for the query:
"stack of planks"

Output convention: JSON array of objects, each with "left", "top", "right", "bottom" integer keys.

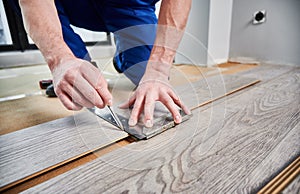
[{"left": 0, "top": 63, "right": 299, "bottom": 193}]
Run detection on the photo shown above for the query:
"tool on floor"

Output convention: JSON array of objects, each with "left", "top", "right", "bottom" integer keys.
[
  {"left": 88, "top": 106, "right": 192, "bottom": 140},
  {"left": 39, "top": 79, "right": 53, "bottom": 89},
  {"left": 38, "top": 79, "right": 57, "bottom": 97}
]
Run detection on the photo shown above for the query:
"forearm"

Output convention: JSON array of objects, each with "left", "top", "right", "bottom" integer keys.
[
  {"left": 19, "top": 0, "right": 74, "bottom": 71},
  {"left": 146, "top": 0, "right": 192, "bottom": 77}
]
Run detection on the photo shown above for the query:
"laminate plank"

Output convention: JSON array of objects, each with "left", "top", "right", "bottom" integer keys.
[
  {"left": 0, "top": 111, "right": 128, "bottom": 190},
  {"left": 0, "top": 74, "right": 259, "bottom": 190},
  {"left": 174, "top": 74, "right": 259, "bottom": 109},
  {"left": 233, "top": 123, "right": 300, "bottom": 193},
  {"left": 282, "top": 174, "right": 300, "bottom": 194},
  {"left": 232, "top": 67, "right": 300, "bottom": 193},
  {"left": 257, "top": 67, "right": 300, "bottom": 94},
  {"left": 257, "top": 156, "right": 300, "bottom": 194},
  {"left": 23, "top": 69, "right": 300, "bottom": 193},
  {"left": 236, "top": 63, "right": 295, "bottom": 82}
]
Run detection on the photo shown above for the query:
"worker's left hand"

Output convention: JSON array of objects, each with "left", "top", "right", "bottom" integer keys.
[{"left": 119, "top": 69, "right": 191, "bottom": 128}]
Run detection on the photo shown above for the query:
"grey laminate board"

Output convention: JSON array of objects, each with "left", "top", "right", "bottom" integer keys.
[
  {"left": 23, "top": 70, "right": 300, "bottom": 193},
  {"left": 282, "top": 174, "right": 300, "bottom": 194},
  {"left": 232, "top": 123, "right": 300, "bottom": 193},
  {"left": 229, "top": 69, "right": 300, "bottom": 193},
  {"left": 0, "top": 111, "right": 128, "bottom": 189},
  {"left": 256, "top": 67, "right": 300, "bottom": 94},
  {"left": 175, "top": 74, "right": 259, "bottom": 109},
  {"left": 0, "top": 74, "right": 258, "bottom": 190},
  {"left": 236, "top": 63, "right": 295, "bottom": 82}
]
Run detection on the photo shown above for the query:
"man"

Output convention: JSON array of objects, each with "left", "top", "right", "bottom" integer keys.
[{"left": 12, "top": 0, "right": 191, "bottom": 128}]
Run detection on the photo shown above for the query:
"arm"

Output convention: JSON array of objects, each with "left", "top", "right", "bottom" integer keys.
[
  {"left": 19, "top": 0, "right": 112, "bottom": 110},
  {"left": 120, "top": 0, "right": 192, "bottom": 127}
]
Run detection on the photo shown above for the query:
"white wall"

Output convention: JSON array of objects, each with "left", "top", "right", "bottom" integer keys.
[
  {"left": 229, "top": 0, "right": 300, "bottom": 66},
  {"left": 207, "top": 0, "right": 233, "bottom": 65},
  {"left": 175, "top": 0, "right": 233, "bottom": 66},
  {"left": 175, "top": 0, "right": 210, "bottom": 66},
  {"left": 177, "top": 0, "right": 300, "bottom": 66}
]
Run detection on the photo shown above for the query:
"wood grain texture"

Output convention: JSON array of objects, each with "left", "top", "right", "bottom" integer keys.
[
  {"left": 174, "top": 74, "right": 259, "bottom": 109},
  {"left": 237, "top": 63, "right": 295, "bottom": 82},
  {"left": 282, "top": 174, "right": 300, "bottom": 194},
  {"left": 235, "top": 68, "right": 300, "bottom": 193},
  {"left": 1, "top": 138, "right": 133, "bottom": 194},
  {"left": 0, "top": 111, "right": 128, "bottom": 190},
  {"left": 257, "top": 67, "right": 300, "bottom": 94},
  {"left": 237, "top": 124, "right": 300, "bottom": 194},
  {"left": 257, "top": 156, "right": 300, "bottom": 194},
  {"left": 23, "top": 67, "right": 300, "bottom": 193},
  {"left": 0, "top": 74, "right": 259, "bottom": 190}
]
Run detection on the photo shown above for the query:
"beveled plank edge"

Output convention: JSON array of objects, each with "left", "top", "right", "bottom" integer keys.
[
  {"left": 282, "top": 173, "right": 300, "bottom": 194},
  {"left": 0, "top": 135, "right": 128, "bottom": 193},
  {"left": 190, "top": 80, "right": 261, "bottom": 110},
  {"left": 258, "top": 156, "right": 300, "bottom": 194}
]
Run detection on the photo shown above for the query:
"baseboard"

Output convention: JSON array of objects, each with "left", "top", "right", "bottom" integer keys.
[
  {"left": 207, "top": 58, "right": 228, "bottom": 66},
  {"left": 229, "top": 57, "right": 300, "bottom": 67}
]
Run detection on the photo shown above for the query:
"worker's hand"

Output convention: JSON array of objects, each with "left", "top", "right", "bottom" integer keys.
[
  {"left": 51, "top": 58, "right": 112, "bottom": 110},
  {"left": 119, "top": 69, "right": 191, "bottom": 128}
]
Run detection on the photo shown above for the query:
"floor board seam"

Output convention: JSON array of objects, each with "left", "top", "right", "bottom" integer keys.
[{"left": 234, "top": 126, "right": 299, "bottom": 193}]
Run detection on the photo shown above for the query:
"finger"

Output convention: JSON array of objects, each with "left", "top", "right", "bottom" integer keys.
[
  {"left": 167, "top": 89, "right": 191, "bottom": 115},
  {"left": 129, "top": 95, "right": 145, "bottom": 126},
  {"left": 62, "top": 82, "right": 95, "bottom": 108},
  {"left": 160, "top": 92, "right": 182, "bottom": 124},
  {"left": 81, "top": 63, "right": 112, "bottom": 106},
  {"left": 118, "top": 94, "right": 136, "bottom": 109},
  {"left": 56, "top": 90, "right": 83, "bottom": 111},
  {"left": 97, "top": 86, "right": 113, "bottom": 106},
  {"left": 143, "top": 92, "right": 155, "bottom": 128},
  {"left": 73, "top": 76, "right": 105, "bottom": 108}
]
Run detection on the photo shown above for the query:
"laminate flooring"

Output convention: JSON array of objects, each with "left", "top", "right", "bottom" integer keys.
[
  {"left": 22, "top": 66, "right": 300, "bottom": 193},
  {"left": 0, "top": 111, "right": 128, "bottom": 190},
  {"left": 282, "top": 175, "right": 300, "bottom": 194},
  {"left": 0, "top": 73, "right": 259, "bottom": 190}
]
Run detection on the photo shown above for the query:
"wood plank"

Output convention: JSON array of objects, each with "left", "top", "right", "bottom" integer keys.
[
  {"left": 257, "top": 67, "right": 300, "bottom": 94},
  {"left": 235, "top": 124, "right": 300, "bottom": 193},
  {"left": 1, "top": 138, "right": 133, "bottom": 194},
  {"left": 257, "top": 156, "right": 300, "bottom": 194},
  {"left": 174, "top": 74, "right": 260, "bottom": 109},
  {"left": 282, "top": 174, "right": 300, "bottom": 194},
  {"left": 236, "top": 63, "right": 296, "bottom": 82},
  {"left": 23, "top": 68, "right": 300, "bottom": 193},
  {"left": 0, "top": 73, "right": 259, "bottom": 191},
  {"left": 0, "top": 111, "right": 128, "bottom": 190}
]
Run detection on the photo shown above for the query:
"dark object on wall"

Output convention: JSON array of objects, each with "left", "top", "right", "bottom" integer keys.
[{"left": 253, "top": 10, "right": 266, "bottom": 24}]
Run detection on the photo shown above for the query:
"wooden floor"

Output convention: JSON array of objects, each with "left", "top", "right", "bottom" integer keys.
[{"left": 0, "top": 63, "right": 299, "bottom": 193}]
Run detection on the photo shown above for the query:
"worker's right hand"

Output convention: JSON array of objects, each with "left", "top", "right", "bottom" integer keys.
[{"left": 51, "top": 58, "right": 112, "bottom": 110}]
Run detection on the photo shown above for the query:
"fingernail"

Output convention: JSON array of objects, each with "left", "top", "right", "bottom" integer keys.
[
  {"left": 175, "top": 115, "right": 182, "bottom": 123},
  {"left": 128, "top": 118, "right": 136, "bottom": 126},
  {"left": 145, "top": 119, "right": 153, "bottom": 128},
  {"left": 108, "top": 99, "right": 112, "bottom": 106}
]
